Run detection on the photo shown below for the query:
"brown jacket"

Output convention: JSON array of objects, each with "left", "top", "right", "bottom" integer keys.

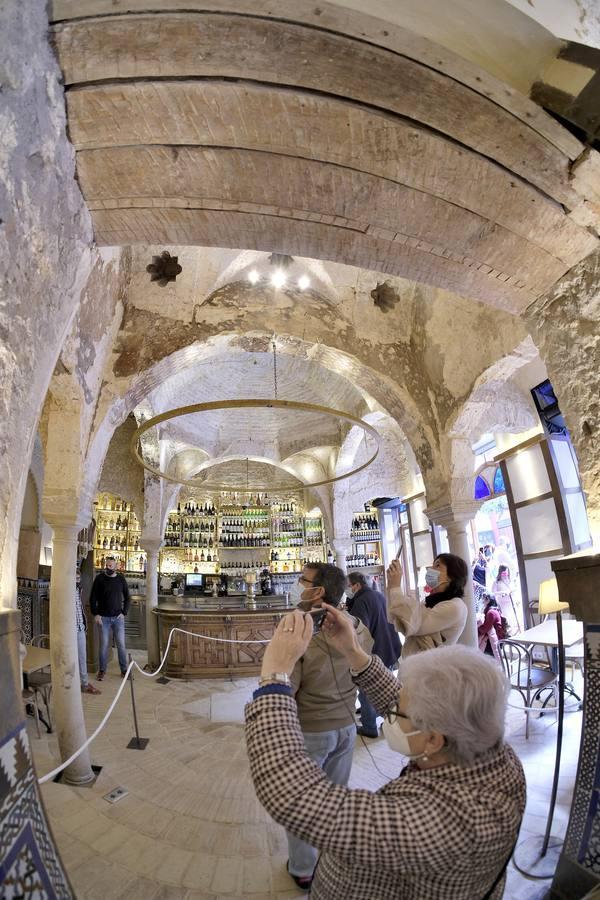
[{"left": 290, "top": 614, "right": 373, "bottom": 733}]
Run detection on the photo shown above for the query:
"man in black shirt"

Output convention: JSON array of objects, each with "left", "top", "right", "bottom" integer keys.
[
  {"left": 346, "top": 572, "right": 401, "bottom": 737},
  {"left": 90, "top": 556, "right": 131, "bottom": 680}
]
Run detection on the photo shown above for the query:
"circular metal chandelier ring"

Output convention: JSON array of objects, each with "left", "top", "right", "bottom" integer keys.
[{"left": 130, "top": 399, "right": 381, "bottom": 490}]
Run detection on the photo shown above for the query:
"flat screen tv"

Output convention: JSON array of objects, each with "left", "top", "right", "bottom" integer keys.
[{"left": 531, "top": 379, "right": 568, "bottom": 437}]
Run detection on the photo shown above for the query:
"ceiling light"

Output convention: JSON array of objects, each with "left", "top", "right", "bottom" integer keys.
[
  {"left": 248, "top": 270, "right": 260, "bottom": 285},
  {"left": 271, "top": 269, "right": 287, "bottom": 289},
  {"left": 298, "top": 275, "right": 310, "bottom": 290}
]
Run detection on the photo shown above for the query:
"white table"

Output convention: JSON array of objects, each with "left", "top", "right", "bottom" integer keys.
[{"left": 515, "top": 618, "right": 583, "bottom": 649}]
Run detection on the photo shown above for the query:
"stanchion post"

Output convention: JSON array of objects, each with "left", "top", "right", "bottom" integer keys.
[{"left": 126, "top": 653, "right": 149, "bottom": 750}]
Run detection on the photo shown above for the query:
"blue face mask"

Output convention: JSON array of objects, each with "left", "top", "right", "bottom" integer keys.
[{"left": 425, "top": 568, "right": 441, "bottom": 589}]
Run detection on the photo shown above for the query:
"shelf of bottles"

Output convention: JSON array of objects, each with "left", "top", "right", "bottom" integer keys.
[
  {"left": 161, "top": 500, "right": 219, "bottom": 574},
  {"left": 346, "top": 508, "right": 383, "bottom": 570},
  {"left": 95, "top": 494, "right": 327, "bottom": 576},
  {"left": 270, "top": 500, "right": 302, "bottom": 574},
  {"left": 217, "top": 502, "right": 271, "bottom": 576},
  {"left": 93, "top": 494, "right": 146, "bottom": 573}
]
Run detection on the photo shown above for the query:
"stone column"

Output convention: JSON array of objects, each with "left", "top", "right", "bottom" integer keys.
[
  {"left": 549, "top": 552, "right": 600, "bottom": 899},
  {"left": 332, "top": 538, "right": 352, "bottom": 573},
  {"left": 48, "top": 523, "right": 94, "bottom": 784},
  {"left": 142, "top": 540, "right": 161, "bottom": 669},
  {"left": 426, "top": 504, "right": 478, "bottom": 647}
]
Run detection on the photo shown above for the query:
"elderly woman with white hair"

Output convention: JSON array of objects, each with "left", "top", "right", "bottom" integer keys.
[{"left": 246, "top": 604, "right": 525, "bottom": 900}]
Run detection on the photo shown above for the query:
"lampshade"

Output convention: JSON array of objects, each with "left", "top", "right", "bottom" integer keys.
[{"left": 538, "top": 577, "right": 570, "bottom": 615}]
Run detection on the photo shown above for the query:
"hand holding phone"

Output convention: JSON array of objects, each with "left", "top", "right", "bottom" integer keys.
[{"left": 309, "top": 608, "right": 327, "bottom": 634}]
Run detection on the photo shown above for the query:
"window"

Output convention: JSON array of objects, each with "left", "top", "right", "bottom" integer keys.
[{"left": 474, "top": 475, "right": 491, "bottom": 500}]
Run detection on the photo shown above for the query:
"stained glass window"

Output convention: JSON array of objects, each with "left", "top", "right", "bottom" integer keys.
[
  {"left": 493, "top": 466, "right": 505, "bottom": 494},
  {"left": 474, "top": 475, "right": 491, "bottom": 500}
]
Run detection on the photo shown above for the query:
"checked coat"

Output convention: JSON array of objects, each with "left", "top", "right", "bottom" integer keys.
[{"left": 246, "top": 655, "right": 525, "bottom": 900}]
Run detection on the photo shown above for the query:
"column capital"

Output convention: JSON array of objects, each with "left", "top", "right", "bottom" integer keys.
[
  {"left": 425, "top": 502, "right": 479, "bottom": 529},
  {"left": 43, "top": 519, "right": 81, "bottom": 539},
  {"left": 141, "top": 538, "right": 162, "bottom": 555}
]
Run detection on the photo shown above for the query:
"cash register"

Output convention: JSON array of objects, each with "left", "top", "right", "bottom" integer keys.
[{"left": 185, "top": 573, "right": 205, "bottom": 594}]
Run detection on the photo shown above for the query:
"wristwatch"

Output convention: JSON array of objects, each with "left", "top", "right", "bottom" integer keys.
[{"left": 258, "top": 672, "right": 291, "bottom": 687}]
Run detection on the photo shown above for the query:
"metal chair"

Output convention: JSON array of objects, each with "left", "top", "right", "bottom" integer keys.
[
  {"left": 497, "top": 639, "right": 558, "bottom": 739},
  {"left": 22, "top": 687, "right": 43, "bottom": 738},
  {"left": 26, "top": 634, "right": 53, "bottom": 732}
]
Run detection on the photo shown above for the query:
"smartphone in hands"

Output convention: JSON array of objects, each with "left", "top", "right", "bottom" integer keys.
[{"left": 309, "top": 608, "right": 327, "bottom": 634}]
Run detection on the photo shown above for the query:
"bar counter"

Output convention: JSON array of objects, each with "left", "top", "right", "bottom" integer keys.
[{"left": 152, "top": 593, "right": 290, "bottom": 679}]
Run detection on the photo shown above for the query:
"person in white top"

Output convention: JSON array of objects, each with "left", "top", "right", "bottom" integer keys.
[{"left": 386, "top": 554, "right": 468, "bottom": 656}]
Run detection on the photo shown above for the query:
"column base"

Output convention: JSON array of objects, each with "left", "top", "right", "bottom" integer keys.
[{"left": 61, "top": 765, "right": 96, "bottom": 786}]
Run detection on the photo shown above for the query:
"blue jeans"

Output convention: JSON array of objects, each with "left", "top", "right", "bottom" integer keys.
[
  {"left": 98, "top": 615, "right": 127, "bottom": 674},
  {"left": 77, "top": 628, "right": 89, "bottom": 687},
  {"left": 358, "top": 688, "right": 378, "bottom": 734},
  {"left": 287, "top": 724, "right": 356, "bottom": 878}
]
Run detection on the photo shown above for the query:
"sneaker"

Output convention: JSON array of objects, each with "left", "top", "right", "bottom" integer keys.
[
  {"left": 121, "top": 671, "right": 127, "bottom": 679},
  {"left": 97, "top": 671, "right": 105, "bottom": 682},
  {"left": 286, "top": 861, "right": 312, "bottom": 892},
  {"left": 82, "top": 684, "right": 101, "bottom": 695}
]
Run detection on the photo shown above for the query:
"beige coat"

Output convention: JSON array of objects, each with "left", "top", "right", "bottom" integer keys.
[
  {"left": 290, "top": 614, "right": 373, "bottom": 732},
  {"left": 387, "top": 586, "right": 467, "bottom": 656}
]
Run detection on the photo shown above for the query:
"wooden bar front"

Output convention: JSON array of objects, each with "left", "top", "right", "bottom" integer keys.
[{"left": 155, "top": 598, "right": 286, "bottom": 678}]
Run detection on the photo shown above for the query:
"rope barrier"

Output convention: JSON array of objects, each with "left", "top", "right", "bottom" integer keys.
[{"left": 37, "top": 624, "right": 274, "bottom": 784}]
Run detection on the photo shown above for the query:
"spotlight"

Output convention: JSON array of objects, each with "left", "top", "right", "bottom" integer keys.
[
  {"left": 271, "top": 269, "right": 287, "bottom": 289},
  {"left": 248, "top": 270, "right": 260, "bottom": 285},
  {"left": 298, "top": 275, "right": 310, "bottom": 290}
]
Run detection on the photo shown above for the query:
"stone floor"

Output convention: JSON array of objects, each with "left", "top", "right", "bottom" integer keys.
[{"left": 29, "top": 654, "right": 584, "bottom": 899}]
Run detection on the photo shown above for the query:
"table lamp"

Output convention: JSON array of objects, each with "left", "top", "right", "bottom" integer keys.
[{"left": 514, "top": 576, "right": 570, "bottom": 878}]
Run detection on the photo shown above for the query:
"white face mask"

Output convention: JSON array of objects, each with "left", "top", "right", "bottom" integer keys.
[
  {"left": 425, "top": 567, "right": 441, "bottom": 589},
  {"left": 382, "top": 719, "right": 426, "bottom": 758},
  {"left": 289, "top": 581, "right": 304, "bottom": 605}
]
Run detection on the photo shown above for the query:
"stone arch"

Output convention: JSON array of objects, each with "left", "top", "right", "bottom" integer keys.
[
  {"left": 53, "top": 2, "right": 598, "bottom": 313},
  {"left": 445, "top": 337, "right": 542, "bottom": 508},
  {"left": 82, "top": 330, "right": 443, "bottom": 516},
  {"left": 332, "top": 412, "right": 416, "bottom": 539}
]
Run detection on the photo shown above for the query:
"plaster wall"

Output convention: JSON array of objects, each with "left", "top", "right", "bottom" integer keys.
[
  {"left": 524, "top": 249, "right": 600, "bottom": 539},
  {"left": 102, "top": 256, "right": 529, "bottom": 513},
  {"left": 97, "top": 417, "right": 144, "bottom": 521},
  {"left": 0, "top": 0, "right": 95, "bottom": 608}
]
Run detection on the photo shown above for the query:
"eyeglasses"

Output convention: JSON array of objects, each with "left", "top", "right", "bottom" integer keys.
[
  {"left": 298, "top": 575, "right": 317, "bottom": 586},
  {"left": 384, "top": 702, "right": 413, "bottom": 725}
]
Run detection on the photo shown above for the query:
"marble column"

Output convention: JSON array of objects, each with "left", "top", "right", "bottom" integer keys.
[
  {"left": 48, "top": 523, "right": 94, "bottom": 784},
  {"left": 426, "top": 505, "right": 478, "bottom": 647},
  {"left": 142, "top": 540, "right": 161, "bottom": 669},
  {"left": 550, "top": 552, "right": 600, "bottom": 899},
  {"left": 332, "top": 538, "right": 352, "bottom": 573}
]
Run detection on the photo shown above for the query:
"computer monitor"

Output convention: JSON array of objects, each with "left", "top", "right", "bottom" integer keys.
[{"left": 185, "top": 573, "right": 205, "bottom": 591}]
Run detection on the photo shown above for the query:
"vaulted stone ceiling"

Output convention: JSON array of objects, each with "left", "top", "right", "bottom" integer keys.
[{"left": 51, "top": 0, "right": 599, "bottom": 315}]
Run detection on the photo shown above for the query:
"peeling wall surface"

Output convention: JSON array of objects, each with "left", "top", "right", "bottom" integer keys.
[
  {"left": 525, "top": 249, "right": 600, "bottom": 531},
  {"left": 0, "top": 0, "right": 95, "bottom": 607}
]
